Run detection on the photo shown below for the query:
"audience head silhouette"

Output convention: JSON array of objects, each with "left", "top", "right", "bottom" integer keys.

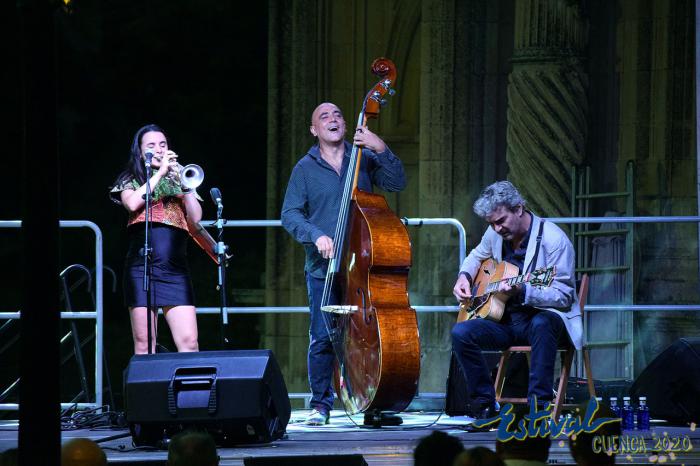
[
  {"left": 0, "top": 448, "right": 18, "bottom": 466},
  {"left": 167, "top": 430, "right": 220, "bottom": 466},
  {"left": 453, "top": 446, "right": 505, "bottom": 466},
  {"left": 494, "top": 407, "right": 551, "bottom": 465},
  {"left": 61, "top": 438, "right": 107, "bottom": 466},
  {"left": 568, "top": 402, "right": 621, "bottom": 466},
  {"left": 413, "top": 430, "right": 465, "bottom": 466},
  {"left": 496, "top": 435, "right": 551, "bottom": 465}
]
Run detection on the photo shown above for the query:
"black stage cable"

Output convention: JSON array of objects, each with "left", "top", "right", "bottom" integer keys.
[
  {"left": 93, "top": 431, "right": 132, "bottom": 444},
  {"left": 60, "top": 405, "right": 126, "bottom": 431}
]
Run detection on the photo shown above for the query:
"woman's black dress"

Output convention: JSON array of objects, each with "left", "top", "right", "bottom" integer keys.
[{"left": 123, "top": 223, "right": 195, "bottom": 308}]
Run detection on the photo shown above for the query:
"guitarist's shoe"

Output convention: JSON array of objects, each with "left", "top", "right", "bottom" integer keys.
[{"left": 461, "top": 403, "right": 500, "bottom": 432}]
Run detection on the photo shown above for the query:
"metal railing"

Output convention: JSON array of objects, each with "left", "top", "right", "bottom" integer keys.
[
  {"left": 2, "top": 215, "right": 698, "bottom": 408},
  {"left": 199, "top": 218, "right": 466, "bottom": 402},
  {"left": 0, "top": 220, "right": 103, "bottom": 411},
  {"left": 197, "top": 215, "right": 700, "bottom": 316},
  {"left": 195, "top": 218, "right": 467, "bottom": 317},
  {"left": 197, "top": 215, "right": 700, "bottom": 401},
  {"left": 546, "top": 215, "right": 700, "bottom": 313}
]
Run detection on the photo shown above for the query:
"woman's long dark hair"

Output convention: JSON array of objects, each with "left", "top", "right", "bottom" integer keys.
[{"left": 111, "top": 124, "right": 170, "bottom": 187}]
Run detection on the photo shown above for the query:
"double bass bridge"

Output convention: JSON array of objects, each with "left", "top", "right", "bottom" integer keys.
[{"left": 321, "top": 305, "right": 359, "bottom": 314}]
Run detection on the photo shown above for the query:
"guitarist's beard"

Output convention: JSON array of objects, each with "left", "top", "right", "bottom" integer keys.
[{"left": 498, "top": 230, "right": 518, "bottom": 243}]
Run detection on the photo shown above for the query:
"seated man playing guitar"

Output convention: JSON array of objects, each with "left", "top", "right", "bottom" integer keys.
[{"left": 451, "top": 181, "right": 582, "bottom": 421}]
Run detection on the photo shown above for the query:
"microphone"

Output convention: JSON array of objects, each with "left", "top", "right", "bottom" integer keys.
[
  {"left": 210, "top": 187, "right": 223, "bottom": 209},
  {"left": 144, "top": 148, "right": 155, "bottom": 167}
]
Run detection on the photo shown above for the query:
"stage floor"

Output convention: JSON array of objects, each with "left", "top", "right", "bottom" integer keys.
[{"left": 1, "top": 410, "right": 699, "bottom": 465}]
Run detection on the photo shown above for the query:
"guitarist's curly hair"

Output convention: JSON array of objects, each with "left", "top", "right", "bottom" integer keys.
[{"left": 473, "top": 180, "right": 527, "bottom": 218}]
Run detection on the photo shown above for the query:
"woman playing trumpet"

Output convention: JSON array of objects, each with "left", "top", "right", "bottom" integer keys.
[{"left": 110, "top": 124, "right": 201, "bottom": 354}]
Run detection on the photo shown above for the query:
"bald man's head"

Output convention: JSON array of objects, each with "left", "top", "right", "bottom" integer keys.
[
  {"left": 61, "top": 438, "right": 107, "bottom": 466},
  {"left": 310, "top": 102, "right": 346, "bottom": 144}
]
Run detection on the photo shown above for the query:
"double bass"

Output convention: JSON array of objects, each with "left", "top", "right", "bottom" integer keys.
[{"left": 320, "top": 58, "right": 420, "bottom": 418}]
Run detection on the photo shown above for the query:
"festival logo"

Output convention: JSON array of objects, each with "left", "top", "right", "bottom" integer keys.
[
  {"left": 472, "top": 397, "right": 695, "bottom": 461},
  {"left": 472, "top": 397, "right": 618, "bottom": 441}
]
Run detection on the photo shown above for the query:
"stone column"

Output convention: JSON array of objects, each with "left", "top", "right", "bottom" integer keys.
[
  {"left": 416, "top": 0, "right": 464, "bottom": 392},
  {"left": 265, "top": 0, "right": 321, "bottom": 396},
  {"left": 506, "top": 0, "right": 589, "bottom": 216}
]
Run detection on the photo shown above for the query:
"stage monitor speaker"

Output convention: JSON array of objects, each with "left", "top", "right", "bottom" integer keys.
[
  {"left": 243, "top": 455, "right": 368, "bottom": 466},
  {"left": 631, "top": 337, "right": 700, "bottom": 424},
  {"left": 124, "top": 349, "right": 291, "bottom": 446}
]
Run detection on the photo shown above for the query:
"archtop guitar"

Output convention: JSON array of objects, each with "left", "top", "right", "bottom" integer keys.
[{"left": 457, "top": 259, "right": 556, "bottom": 323}]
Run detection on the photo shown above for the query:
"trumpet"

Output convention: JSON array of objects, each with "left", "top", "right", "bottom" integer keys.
[
  {"left": 157, "top": 152, "right": 204, "bottom": 190},
  {"left": 180, "top": 164, "right": 204, "bottom": 190}
]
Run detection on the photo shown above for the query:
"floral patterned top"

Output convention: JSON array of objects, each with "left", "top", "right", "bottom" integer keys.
[{"left": 110, "top": 177, "right": 201, "bottom": 232}]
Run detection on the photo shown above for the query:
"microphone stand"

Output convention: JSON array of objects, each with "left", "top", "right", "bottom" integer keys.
[
  {"left": 142, "top": 159, "right": 155, "bottom": 354},
  {"left": 214, "top": 200, "right": 229, "bottom": 349}
]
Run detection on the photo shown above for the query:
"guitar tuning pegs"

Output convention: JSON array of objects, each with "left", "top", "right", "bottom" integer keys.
[
  {"left": 380, "top": 99, "right": 388, "bottom": 106},
  {"left": 388, "top": 88, "right": 396, "bottom": 96}
]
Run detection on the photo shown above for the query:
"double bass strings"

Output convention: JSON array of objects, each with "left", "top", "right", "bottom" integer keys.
[
  {"left": 320, "top": 117, "right": 364, "bottom": 291},
  {"left": 320, "top": 107, "right": 366, "bottom": 308},
  {"left": 317, "top": 106, "right": 368, "bottom": 416}
]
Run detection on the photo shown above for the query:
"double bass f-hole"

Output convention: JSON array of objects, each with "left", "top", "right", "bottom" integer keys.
[{"left": 357, "top": 287, "right": 371, "bottom": 324}]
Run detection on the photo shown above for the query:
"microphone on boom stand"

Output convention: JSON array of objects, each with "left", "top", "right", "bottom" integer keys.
[
  {"left": 142, "top": 148, "right": 156, "bottom": 354},
  {"left": 210, "top": 187, "right": 223, "bottom": 212},
  {"left": 210, "top": 187, "right": 229, "bottom": 347},
  {"left": 144, "top": 148, "right": 155, "bottom": 167}
]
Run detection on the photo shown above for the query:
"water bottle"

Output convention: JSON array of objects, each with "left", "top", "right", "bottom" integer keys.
[
  {"left": 621, "top": 396, "right": 634, "bottom": 430},
  {"left": 610, "top": 396, "right": 620, "bottom": 418},
  {"left": 636, "top": 396, "right": 650, "bottom": 430}
]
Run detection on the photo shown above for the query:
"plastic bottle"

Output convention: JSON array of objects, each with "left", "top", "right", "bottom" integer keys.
[
  {"left": 636, "top": 396, "right": 650, "bottom": 430},
  {"left": 621, "top": 396, "right": 634, "bottom": 430},
  {"left": 610, "top": 396, "right": 620, "bottom": 418}
]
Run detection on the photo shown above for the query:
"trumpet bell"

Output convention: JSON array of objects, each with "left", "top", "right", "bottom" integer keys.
[{"left": 181, "top": 164, "right": 204, "bottom": 190}]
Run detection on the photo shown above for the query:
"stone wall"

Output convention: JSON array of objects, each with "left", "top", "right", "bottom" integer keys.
[
  {"left": 265, "top": 0, "right": 699, "bottom": 399},
  {"left": 615, "top": 0, "right": 699, "bottom": 374}
]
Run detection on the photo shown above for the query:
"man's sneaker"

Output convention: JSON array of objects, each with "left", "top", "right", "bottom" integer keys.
[{"left": 304, "top": 408, "right": 330, "bottom": 426}]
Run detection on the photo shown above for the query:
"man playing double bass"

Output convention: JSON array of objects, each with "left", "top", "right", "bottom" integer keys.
[
  {"left": 281, "top": 102, "right": 406, "bottom": 426},
  {"left": 451, "top": 181, "right": 582, "bottom": 422}
]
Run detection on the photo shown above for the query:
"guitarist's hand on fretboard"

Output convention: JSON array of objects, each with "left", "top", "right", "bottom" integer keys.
[{"left": 496, "top": 281, "right": 523, "bottom": 297}]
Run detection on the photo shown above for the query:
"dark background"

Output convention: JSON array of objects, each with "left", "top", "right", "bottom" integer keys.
[{"left": 3, "top": 0, "right": 269, "bottom": 411}]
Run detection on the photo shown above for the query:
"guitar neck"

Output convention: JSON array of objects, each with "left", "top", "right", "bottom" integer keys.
[{"left": 486, "top": 272, "right": 534, "bottom": 292}]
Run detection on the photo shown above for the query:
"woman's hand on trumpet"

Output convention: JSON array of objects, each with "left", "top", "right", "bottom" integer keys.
[{"left": 155, "top": 150, "right": 179, "bottom": 177}]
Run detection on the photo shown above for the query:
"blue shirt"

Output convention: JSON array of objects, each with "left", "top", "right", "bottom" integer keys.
[
  {"left": 502, "top": 212, "right": 534, "bottom": 316},
  {"left": 281, "top": 141, "right": 406, "bottom": 277},
  {"left": 502, "top": 212, "right": 533, "bottom": 274}
]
